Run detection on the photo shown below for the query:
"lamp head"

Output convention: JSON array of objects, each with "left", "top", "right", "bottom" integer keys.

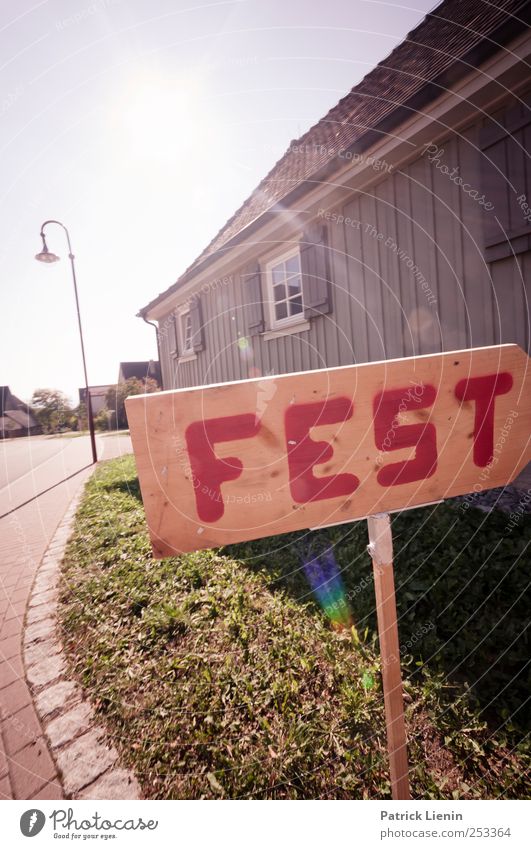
[{"left": 35, "top": 233, "right": 60, "bottom": 263}]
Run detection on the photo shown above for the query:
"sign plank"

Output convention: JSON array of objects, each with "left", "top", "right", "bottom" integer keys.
[
  {"left": 367, "top": 513, "right": 410, "bottom": 800},
  {"left": 126, "top": 344, "right": 531, "bottom": 557}
]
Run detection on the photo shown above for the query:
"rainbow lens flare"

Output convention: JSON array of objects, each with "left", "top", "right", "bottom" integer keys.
[{"left": 302, "top": 543, "right": 352, "bottom": 630}]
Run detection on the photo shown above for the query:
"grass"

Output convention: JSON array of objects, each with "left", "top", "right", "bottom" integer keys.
[{"left": 58, "top": 455, "right": 531, "bottom": 799}]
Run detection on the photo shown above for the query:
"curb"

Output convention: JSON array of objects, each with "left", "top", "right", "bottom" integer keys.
[{"left": 23, "top": 483, "right": 142, "bottom": 800}]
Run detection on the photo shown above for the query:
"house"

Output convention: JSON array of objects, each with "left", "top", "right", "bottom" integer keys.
[
  {"left": 0, "top": 387, "right": 41, "bottom": 438},
  {"left": 139, "top": 0, "right": 531, "bottom": 394},
  {"left": 78, "top": 385, "right": 113, "bottom": 416},
  {"left": 117, "top": 361, "right": 161, "bottom": 387}
]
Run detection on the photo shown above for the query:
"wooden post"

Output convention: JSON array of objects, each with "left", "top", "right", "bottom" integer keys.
[{"left": 367, "top": 512, "right": 411, "bottom": 800}]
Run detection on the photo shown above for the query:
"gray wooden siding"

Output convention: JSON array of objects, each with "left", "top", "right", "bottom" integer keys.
[{"left": 159, "top": 94, "right": 530, "bottom": 390}]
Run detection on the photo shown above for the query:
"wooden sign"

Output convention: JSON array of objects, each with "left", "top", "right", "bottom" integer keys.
[
  {"left": 126, "top": 342, "right": 530, "bottom": 801},
  {"left": 126, "top": 344, "right": 530, "bottom": 557}
]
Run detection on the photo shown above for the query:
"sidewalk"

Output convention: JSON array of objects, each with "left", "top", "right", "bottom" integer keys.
[{"left": 0, "top": 435, "right": 131, "bottom": 799}]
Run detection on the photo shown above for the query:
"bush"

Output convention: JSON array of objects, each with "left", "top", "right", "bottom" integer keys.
[{"left": 93, "top": 409, "right": 111, "bottom": 431}]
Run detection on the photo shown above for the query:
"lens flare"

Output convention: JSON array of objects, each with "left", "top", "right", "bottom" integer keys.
[{"left": 302, "top": 542, "right": 352, "bottom": 630}]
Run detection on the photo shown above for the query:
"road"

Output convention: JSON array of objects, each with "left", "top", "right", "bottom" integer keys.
[{"left": 0, "top": 433, "right": 132, "bottom": 518}]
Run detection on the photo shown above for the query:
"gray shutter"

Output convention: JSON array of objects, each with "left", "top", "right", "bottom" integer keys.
[
  {"left": 189, "top": 296, "right": 205, "bottom": 352},
  {"left": 479, "top": 95, "right": 531, "bottom": 260},
  {"left": 169, "top": 311, "right": 178, "bottom": 355},
  {"left": 300, "top": 223, "right": 331, "bottom": 318},
  {"left": 243, "top": 264, "right": 265, "bottom": 336}
]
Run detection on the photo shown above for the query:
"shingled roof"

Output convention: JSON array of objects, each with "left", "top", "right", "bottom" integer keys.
[
  {"left": 141, "top": 0, "right": 531, "bottom": 315},
  {"left": 0, "top": 386, "right": 40, "bottom": 437}
]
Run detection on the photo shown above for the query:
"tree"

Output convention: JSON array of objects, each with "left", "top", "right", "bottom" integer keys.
[
  {"left": 105, "top": 377, "right": 159, "bottom": 430},
  {"left": 31, "top": 389, "right": 74, "bottom": 434}
]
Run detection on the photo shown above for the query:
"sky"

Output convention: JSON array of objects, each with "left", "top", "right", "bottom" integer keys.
[{"left": 0, "top": 0, "right": 437, "bottom": 404}]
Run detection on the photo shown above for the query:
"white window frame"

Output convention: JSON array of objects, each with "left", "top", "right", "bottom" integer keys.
[
  {"left": 264, "top": 247, "right": 304, "bottom": 330},
  {"left": 178, "top": 304, "right": 194, "bottom": 356}
]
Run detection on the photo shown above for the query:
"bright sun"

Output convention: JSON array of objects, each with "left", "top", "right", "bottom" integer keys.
[{"left": 113, "top": 70, "right": 210, "bottom": 165}]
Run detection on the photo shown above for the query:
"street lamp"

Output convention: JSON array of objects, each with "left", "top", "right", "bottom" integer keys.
[{"left": 35, "top": 220, "right": 97, "bottom": 465}]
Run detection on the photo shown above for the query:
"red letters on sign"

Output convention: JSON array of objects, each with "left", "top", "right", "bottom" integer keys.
[
  {"left": 373, "top": 384, "right": 438, "bottom": 486},
  {"left": 285, "top": 397, "right": 359, "bottom": 503},
  {"left": 185, "top": 414, "right": 261, "bottom": 522},
  {"left": 182, "top": 370, "right": 515, "bottom": 524},
  {"left": 454, "top": 372, "right": 513, "bottom": 466}
]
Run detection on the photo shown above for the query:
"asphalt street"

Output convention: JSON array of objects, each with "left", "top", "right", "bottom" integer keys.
[{"left": 0, "top": 433, "right": 132, "bottom": 519}]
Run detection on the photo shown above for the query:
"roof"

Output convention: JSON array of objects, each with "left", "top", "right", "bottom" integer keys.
[
  {"left": 78, "top": 385, "right": 114, "bottom": 403},
  {"left": 0, "top": 386, "right": 32, "bottom": 417},
  {"left": 0, "top": 386, "right": 40, "bottom": 433},
  {"left": 118, "top": 361, "right": 162, "bottom": 383},
  {"left": 140, "top": 0, "right": 531, "bottom": 316},
  {"left": 5, "top": 409, "right": 37, "bottom": 429},
  {"left": 79, "top": 385, "right": 113, "bottom": 394},
  {"left": 0, "top": 387, "right": 10, "bottom": 417},
  {"left": 0, "top": 416, "right": 19, "bottom": 433}
]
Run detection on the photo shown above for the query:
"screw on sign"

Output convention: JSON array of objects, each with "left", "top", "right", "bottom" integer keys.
[{"left": 126, "top": 344, "right": 531, "bottom": 799}]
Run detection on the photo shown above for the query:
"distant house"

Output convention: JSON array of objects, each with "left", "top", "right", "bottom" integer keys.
[
  {"left": 77, "top": 364, "right": 161, "bottom": 422},
  {"left": 0, "top": 387, "right": 40, "bottom": 439},
  {"left": 138, "top": 0, "right": 531, "bottom": 393},
  {"left": 117, "top": 361, "right": 161, "bottom": 387},
  {"left": 78, "top": 385, "right": 113, "bottom": 416}
]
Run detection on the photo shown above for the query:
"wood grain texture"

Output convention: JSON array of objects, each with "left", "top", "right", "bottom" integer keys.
[
  {"left": 126, "top": 344, "right": 531, "bottom": 556},
  {"left": 368, "top": 513, "right": 410, "bottom": 801}
]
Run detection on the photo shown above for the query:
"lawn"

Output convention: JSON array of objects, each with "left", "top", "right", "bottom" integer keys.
[{"left": 58, "top": 455, "right": 531, "bottom": 799}]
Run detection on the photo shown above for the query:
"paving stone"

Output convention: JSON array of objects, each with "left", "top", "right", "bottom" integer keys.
[
  {"left": 2, "top": 704, "right": 42, "bottom": 756},
  {"left": 0, "top": 678, "right": 31, "bottom": 715},
  {"left": 46, "top": 547, "right": 65, "bottom": 558},
  {"left": 79, "top": 768, "right": 141, "bottom": 800},
  {"left": 33, "top": 574, "right": 59, "bottom": 593},
  {"left": 24, "top": 639, "right": 61, "bottom": 669},
  {"left": 56, "top": 729, "right": 118, "bottom": 796},
  {"left": 46, "top": 702, "right": 92, "bottom": 750},
  {"left": 8, "top": 587, "right": 31, "bottom": 604},
  {"left": 26, "top": 655, "right": 65, "bottom": 688},
  {"left": 0, "top": 775, "right": 11, "bottom": 798},
  {"left": 0, "top": 656, "right": 23, "bottom": 690},
  {"left": 26, "top": 602, "right": 55, "bottom": 626},
  {"left": 1, "top": 574, "right": 19, "bottom": 590},
  {"left": 0, "top": 617, "right": 23, "bottom": 640},
  {"left": 29, "top": 589, "right": 57, "bottom": 609},
  {"left": 9, "top": 738, "right": 57, "bottom": 799},
  {"left": 3, "top": 600, "right": 27, "bottom": 622},
  {"left": 31, "top": 778, "right": 64, "bottom": 800},
  {"left": 39, "top": 556, "right": 59, "bottom": 568},
  {"left": 24, "top": 618, "right": 56, "bottom": 646},
  {"left": 0, "top": 635, "right": 21, "bottom": 661},
  {"left": 35, "top": 680, "right": 80, "bottom": 719},
  {"left": 0, "top": 741, "right": 8, "bottom": 778}
]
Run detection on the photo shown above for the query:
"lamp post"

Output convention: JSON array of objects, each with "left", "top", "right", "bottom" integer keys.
[{"left": 35, "top": 220, "right": 97, "bottom": 464}]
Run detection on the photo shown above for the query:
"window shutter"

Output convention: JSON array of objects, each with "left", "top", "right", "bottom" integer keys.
[
  {"left": 243, "top": 264, "right": 265, "bottom": 336},
  {"left": 189, "top": 296, "right": 205, "bottom": 352},
  {"left": 169, "top": 311, "right": 178, "bottom": 355},
  {"left": 479, "top": 97, "right": 531, "bottom": 260},
  {"left": 300, "top": 223, "right": 331, "bottom": 318}
]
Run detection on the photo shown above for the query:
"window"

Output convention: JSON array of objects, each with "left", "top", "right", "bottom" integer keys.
[
  {"left": 266, "top": 249, "right": 304, "bottom": 328},
  {"left": 179, "top": 308, "right": 193, "bottom": 354}
]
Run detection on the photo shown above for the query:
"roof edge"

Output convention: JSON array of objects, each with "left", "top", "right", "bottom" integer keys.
[{"left": 139, "top": 0, "right": 531, "bottom": 318}]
